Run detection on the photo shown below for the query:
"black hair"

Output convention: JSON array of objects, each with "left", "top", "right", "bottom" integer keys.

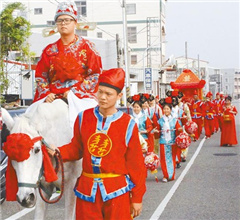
[
  {"left": 133, "top": 101, "right": 142, "bottom": 108},
  {"left": 225, "top": 95, "right": 232, "bottom": 102},
  {"left": 127, "top": 96, "right": 134, "bottom": 104},
  {"left": 163, "top": 103, "right": 173, "bottom": 110},
  {"left": 172, "top": 96, "right": 179, "bottom": 107}
]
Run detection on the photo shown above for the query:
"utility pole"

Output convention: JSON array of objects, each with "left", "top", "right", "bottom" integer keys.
[
  {"left": 121, "top": 0, "right": 130, "bottom": 105},
  {"left": 185, "top": 41, "right": 188, "bottom": 69},
  {"left": 198, "top": 54, "right": 200, "bottom": 78},
  {"left": 159, "top": 0, "right": 163, "bottom": 97},
  {"left": 159, "top": 0, "right": 162, "bottom": 67},
  {"left": 116, "top": 34, "right": 121, "bottom": 68}
]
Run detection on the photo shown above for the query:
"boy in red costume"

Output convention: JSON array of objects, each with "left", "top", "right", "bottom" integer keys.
[{"left": 48, "top": 68, "right": 146, "bottom": 220}]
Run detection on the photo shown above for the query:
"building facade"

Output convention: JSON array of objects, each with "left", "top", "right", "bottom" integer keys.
[{"left": 208, "top": 68, "right": 240, "bottom": 99}]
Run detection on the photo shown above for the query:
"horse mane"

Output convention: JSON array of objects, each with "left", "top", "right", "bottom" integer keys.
[
  {"left": 11, "top": 114, "right": 38, "bottom": 138},
  {"left": 11, "top": 99, "right": 71, "bottom": 147}
]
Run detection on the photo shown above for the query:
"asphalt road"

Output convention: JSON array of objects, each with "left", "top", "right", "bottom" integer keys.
[{"left": 1, "top": 102, "right": 240, "bottom": 220}]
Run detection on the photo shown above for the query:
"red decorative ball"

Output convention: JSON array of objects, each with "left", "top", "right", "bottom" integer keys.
[
  {"left": 184, "top": 121, "right": 198, "bottom": 135},
  {"left": 3, "top": 133, "right": 34, "bottom": 162},
  {"left": 175, "top": 132, "right": 191, "bottom": 149},
  {"left": 144, "top": 152, "right": 160, "bottom": 171}
]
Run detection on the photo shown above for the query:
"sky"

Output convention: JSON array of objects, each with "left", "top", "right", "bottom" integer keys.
[{"left": 165, "top": 0, "right": 240, "bottom": 69}]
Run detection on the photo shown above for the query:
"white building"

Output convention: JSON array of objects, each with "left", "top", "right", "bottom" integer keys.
[
  {"left": 221, "top": 68, "right": 240, "bottom": 99},
  {"left": 207, "top": 68, "right": 240, "bottom": 99},
  {"left": 2, "top": 0, "right": 168, "bottom": 99}
]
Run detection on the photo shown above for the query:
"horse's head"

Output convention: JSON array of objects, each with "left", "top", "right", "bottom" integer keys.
[{"left": 4, "top": 116, "right": 43, "bottom": 208}]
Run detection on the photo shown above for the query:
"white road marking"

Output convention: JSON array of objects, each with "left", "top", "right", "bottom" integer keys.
[
  {"left": 150, "top": 137, "right": 206, "bottom": 220},
  {"left": 4, "top": 193, "right": 60, "bottom": 220}
]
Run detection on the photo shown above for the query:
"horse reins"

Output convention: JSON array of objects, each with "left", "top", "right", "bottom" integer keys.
[
  {"left": 17, "top": 138, "right": 65, "bottom": 204},
  {"left": 39, "top": 139, "right": 65, "bottom": 204},
  {"left": 39, "top": 149, "right": 65, "bottom": 204}
]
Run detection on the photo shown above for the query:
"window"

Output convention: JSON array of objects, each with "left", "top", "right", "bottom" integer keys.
[
  {"left": 47, "top": 21, "right": 55, "bottom": 26},
  {"left": 76, "top": 29, "right": 87, "bottom": 37},
  {"left": 131, "top": 55, "right": 137, "bottom": 65},
  {"left": 128, "top": 27, "right": 137, "bottom": 43},
  {"left": 34, "top": 8, "right": 42, "bottom": 15},
  {"left": 75, "top": 1, "right": 87, "bottom": 19},
  {"left": 97, "top": 32, "right": 102, "bottom": 38},
  {"left": 126, "top": 4, "right": 136, "bottom": 15},
  {"left": 225, "top": 78, "right": 228, "bottom": 82}
]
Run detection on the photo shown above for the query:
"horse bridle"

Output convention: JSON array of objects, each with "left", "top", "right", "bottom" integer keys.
[{"left": 18, "top": 137, "right": 64, "bottom": 204}]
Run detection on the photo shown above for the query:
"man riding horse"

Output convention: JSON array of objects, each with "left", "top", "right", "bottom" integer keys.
[{"left": 28, "top": 1, "right": 102, "bottom": 127}]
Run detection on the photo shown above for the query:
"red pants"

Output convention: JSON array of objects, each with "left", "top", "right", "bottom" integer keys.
[
  {"left": 76, "top": 187, "right": 132, "bottom": 220},
  {"left": 192, "top": 118, "right": 203, "bottom": 140},
  {"left": 217, "top": 115, "right": 222, "bottom": 130},
  {"left": 204, "top": 119, "right": 214, "bottom": 138},
  {"left": 176, "top": 147, "right": 181, "bottom": 163},
  {"left": 214, "top": 116, "right": 219, "bottom": 132}
]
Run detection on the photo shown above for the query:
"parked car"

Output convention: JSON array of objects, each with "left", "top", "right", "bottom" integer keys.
[
  {"left": 0, "top": 150, "right": 7, "bottom": 204},
  {"left": 117, "top": 106, "right": 133, "bottom": 115}
]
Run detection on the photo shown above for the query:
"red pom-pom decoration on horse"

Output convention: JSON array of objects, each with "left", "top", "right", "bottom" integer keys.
[
  {"left": 184, "top": 121, "right": 198, "bottom": 135},
  {"left": 175, "top": 132, "right": 191, "bottom": 149},
  {"left": 144, "top": 152, "right": 160, "bottom": 182}
]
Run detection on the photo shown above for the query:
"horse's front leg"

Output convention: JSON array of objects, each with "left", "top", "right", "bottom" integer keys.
[{"left": 63, "top": 160, "right": 82, "bottom": 220}]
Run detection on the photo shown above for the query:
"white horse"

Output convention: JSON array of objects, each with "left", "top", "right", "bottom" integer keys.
[{"left": 8, "top": 99, "right": 82, "bottom": 220}]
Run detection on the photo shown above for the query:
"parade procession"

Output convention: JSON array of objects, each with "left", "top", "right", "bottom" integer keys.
[{"left": 0, "top": 1, "right": 240, "bottom": 220}]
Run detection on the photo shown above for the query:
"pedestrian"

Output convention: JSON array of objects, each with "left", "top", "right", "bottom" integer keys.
[
  {"left": 141, "top": 94, "right": 155, "bottom": 152},
  {"left": 220, "top": 96, "right": 238, "bottom": 146},
  {"left": 213, "top": 92, "right": 222, "bottom": 131},
  {"left": 202, "top": 92, "right": 215, "bottom": 139},
  {"left": 28, "top": 1, "right": 102, "bottom": 127},
  {"left": 149, "top": 95, "right": 163, "bottom": 155},
  {"left": 48, "top": 68, "right": 147, "bottom": 220},
  {"left": 190, "top": 90, "right": 204, "bottom": 141},
  {"left": 156, "top": 97, "right": 182, "bottom": 182},
  {"left": 130, "top": 96, "right": 153, "bottom": 154}
]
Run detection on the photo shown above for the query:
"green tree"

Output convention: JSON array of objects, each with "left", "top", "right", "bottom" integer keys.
[{"left": 0, "top": 2, "right": 32, "bottom": 102}]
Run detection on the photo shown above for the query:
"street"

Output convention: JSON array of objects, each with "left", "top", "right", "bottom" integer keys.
[{"left": 1, "top": 102, "right": 240, "bottom": 220}]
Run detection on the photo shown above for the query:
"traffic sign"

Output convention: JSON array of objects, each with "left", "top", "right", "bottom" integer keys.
[{"left": 145, "top": 67, "right": 152, "bottom": 91}]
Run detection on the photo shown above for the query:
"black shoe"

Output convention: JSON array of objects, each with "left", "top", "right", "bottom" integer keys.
[
  {"left": 181, "top": 158, "right": 186, "bottom": 162},
  {"left": 176, "top": 163, "right": 181, "bottom": 168}
]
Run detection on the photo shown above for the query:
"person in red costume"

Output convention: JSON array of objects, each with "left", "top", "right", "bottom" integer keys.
[
  {"left": 28, "top": 1, "right": 102, "bottom": 127},
  {"left": 220, "top": 96, "right": 238, "bottom": 146},
  {"left": 213, "top": 92, "right": 222, "bottom": 131},
  {"left": 189, "top": 90, "right": 204, "bottom": 141},
  {"left": 48, "top": 68, "right": 146, "bottom": 220},
  {"left": 202, "top": 92, "right": 215, "bottom": 139}
]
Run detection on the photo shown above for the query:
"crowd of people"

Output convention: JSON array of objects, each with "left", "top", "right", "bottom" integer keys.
[{"left": 126, "top": 90, "right": 238, "bottom": 183}]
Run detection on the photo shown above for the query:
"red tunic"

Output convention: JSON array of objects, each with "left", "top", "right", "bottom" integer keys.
[
  {"left": 59, "top": 107, "right": 146, "bottom": 205},
  {"left": 33, "top": 35, "right": 102, "bottom": 102},
  {"left": 213, "top": 99, "right": 223, "bottom": 130},
  {"left": 220, "top": 105, "right": 238, "bottom": 146},
  {"left": 189, "top": 100, "right": 204, "bottom": 140},
  {"left": 202, "top": 101, "right": 215, "bottom": 138}
]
